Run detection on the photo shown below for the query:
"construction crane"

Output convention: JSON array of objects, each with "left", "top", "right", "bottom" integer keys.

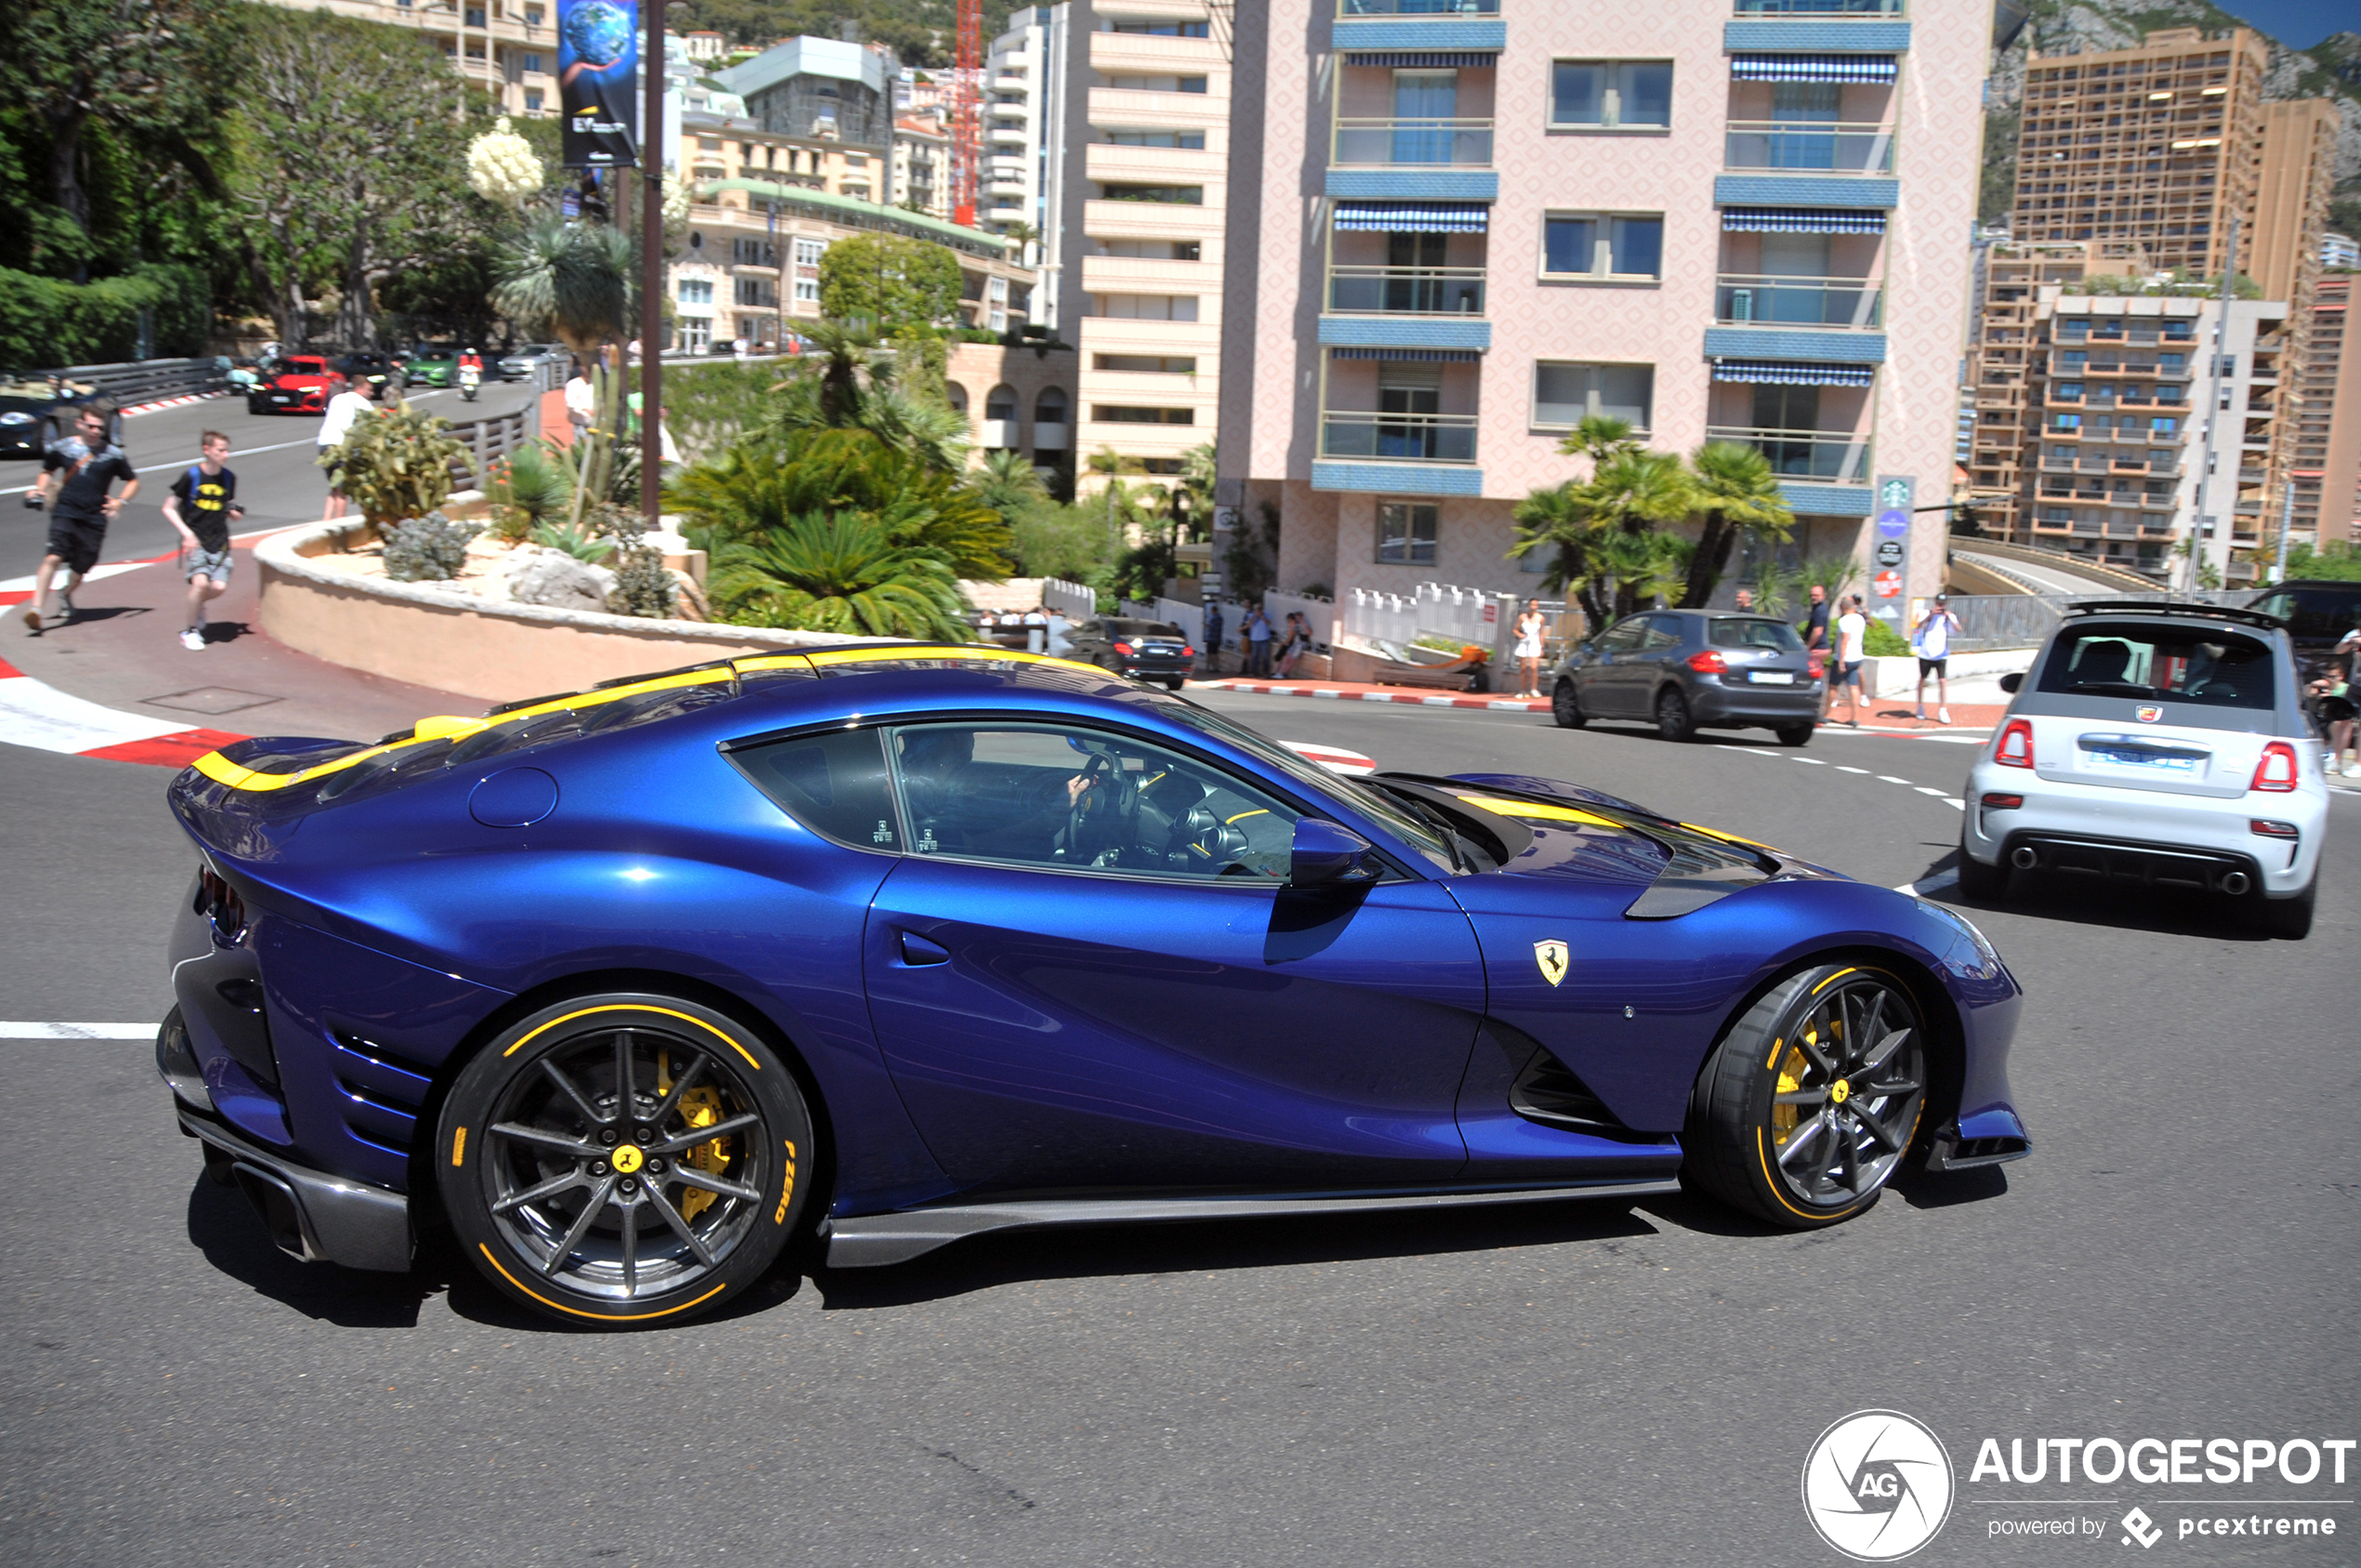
[{"left": 949, "top": 0, "right": 983, "bottom": 227}]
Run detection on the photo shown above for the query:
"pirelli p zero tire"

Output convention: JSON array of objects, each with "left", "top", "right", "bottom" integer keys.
[
  {"left": 439, "top": 994, "right": 815, "bottom": 1327},
  {"left": 1682, "top": 963, "right": 1929, "bottom": 1230}
]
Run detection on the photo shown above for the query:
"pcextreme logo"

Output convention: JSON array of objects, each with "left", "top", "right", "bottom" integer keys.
[{"left": 1802, "top": 1410, "right": 1957, "bottom": 1561}]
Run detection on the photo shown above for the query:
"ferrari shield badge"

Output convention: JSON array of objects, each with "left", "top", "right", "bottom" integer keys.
[
  {"left": 1534, "top": 939, "right": 1570, "bottom": 987},
  {"left": 2135, "top": 705, "right": 2163, "bottom": 723}
]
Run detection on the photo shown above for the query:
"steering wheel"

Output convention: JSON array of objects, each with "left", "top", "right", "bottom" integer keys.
[{"left": 1067, "top": 752, "right": 1116, "bottom": 862}]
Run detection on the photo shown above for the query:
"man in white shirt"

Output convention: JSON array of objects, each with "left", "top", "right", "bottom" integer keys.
[
  {"left": 564, "top": 363, "right": 596, "bottom": 439},
  {"left": 1824, "top": 595, "right": 1868, "bottom": 727},
  {"left": 315, "top": 378, "right": 375, "bottom": 520},
  {"left": 1911, "top": 593, "right": 1965, "bottom": 725}
]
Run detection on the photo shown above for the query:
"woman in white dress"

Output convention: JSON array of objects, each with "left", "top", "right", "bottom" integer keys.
[{"left": 1513, "top": 600, "right": 1547, "bottom": 697}]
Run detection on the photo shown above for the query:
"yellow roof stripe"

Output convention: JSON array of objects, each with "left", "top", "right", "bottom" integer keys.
[
  {"left": 185, "top": 644, "right": 1115, "bottom": 793},
  {"left": 1444, "top": 793, "right": 1617, "bottom": 828}
]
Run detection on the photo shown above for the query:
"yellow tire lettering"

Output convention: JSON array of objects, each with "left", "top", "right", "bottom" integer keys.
[
  {"left": 451, "top": 1126, "right": 468, "bottom": 1166},
  {"left": 773, "top": 1139, "right": 798, "bottom": 1224}
]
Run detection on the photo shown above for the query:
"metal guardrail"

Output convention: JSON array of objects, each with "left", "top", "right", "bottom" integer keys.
[
  {"left": 1946, "top": 589, "right": 2252, "bottom": 652},
  {"left": 40, "top": 357, "right": 226, "bottom": 408},
  {"left": 443, "top": 409, "right": 530, "bottom": 491}
]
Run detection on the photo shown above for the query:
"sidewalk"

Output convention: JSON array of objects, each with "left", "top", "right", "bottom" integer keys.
[{"left": 1189, "top": 677, "right": 1550, "bottom": 713}]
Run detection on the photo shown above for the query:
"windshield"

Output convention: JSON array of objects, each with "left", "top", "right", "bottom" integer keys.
[
  {"left": 1709, "top": 617, "right": 1803, "bottom": 652},
  {"left": 2248, "top": 586, "right": 2361, "bottom": 644},
  {"left": 2035, "top": 622, "right": 2275, "bottom": 710},
  {"left": 1160, "top": 703, "right": 1457, "bottom": 872}
]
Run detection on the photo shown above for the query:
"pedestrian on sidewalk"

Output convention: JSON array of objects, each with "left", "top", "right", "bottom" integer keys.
[
  {"left": 1911, "top": 592, "right": 1964, "bottom": 725},
  {"left": 1825, "top": 594, "right": 1867, "bottom": 727},
  {"left": 564, "top": 362, "right": 595, "bottom": 439},
  {"left": 165, "top": 431, "right": 244, "bottom": 651},
  {"left": 1275, "top": 612, "right": 1311, "bottom": 678},
  {"left": 21, "top": 402, "right": 135, "bottom": 632},
  {"left": 1513, "top": 598, "right": 1546, "bottom": 697},
  {"left": 316, "top": 376, "right": 374, "bottom": 520},
  {"left": 1245, "top": 606, "right": 1273, "bottom": 677},
  {"left": 1734, "top": 586, "right": 1755, "bottom": 612},
  {"left": 1202, "top": 600, "right": 1224, "bottom": 675},
  {"left": 1800, "top": 583, "right": 1830, "bottom": 656}
]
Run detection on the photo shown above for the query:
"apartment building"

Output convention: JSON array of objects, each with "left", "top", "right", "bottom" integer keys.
[
  {"left": 2289, "top": 275, "right": 2361, "bottom": 547},
  {"left": 891, "top": 116, "right": 954, "bottom": 220},
  {"left": 985, "top": 9, "right": 1075, "bottom": 266},
  {"left": 1217, "top": 0, "right": 1985, "bottom": 616},
  {"left": 255, "top": 0, "right": 562, "bottom": 115},
  {"left": 1050, "top": 0, "right": 1232, "bottom": 489},
  {"left": 1965, "top": 240, "right": 2149, "bottom": 542}
]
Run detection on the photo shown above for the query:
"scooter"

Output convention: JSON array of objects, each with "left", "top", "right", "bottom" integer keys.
[{"left": 458, "top": 361, "right": 481, "bottom": 402}]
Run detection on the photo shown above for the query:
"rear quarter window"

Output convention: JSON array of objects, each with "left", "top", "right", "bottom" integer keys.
[
  {"left": 2035, "top": 623, "right": 2275, "bottom": 710},
  {"left": 728, "top": 729, "right": 902, "bottom": 850},
  {"left": 1709, "top": 618, "right": 1803, "bottom": 652}
]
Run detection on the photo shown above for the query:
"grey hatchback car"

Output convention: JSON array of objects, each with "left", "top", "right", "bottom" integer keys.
[{"left": 1551, "top": 609, "right": 1824, "bottom": 745}]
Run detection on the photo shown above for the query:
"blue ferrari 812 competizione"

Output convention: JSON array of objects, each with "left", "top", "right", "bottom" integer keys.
[{"left": 158, "top": 646, "right": 2029, "bottom": 1325}]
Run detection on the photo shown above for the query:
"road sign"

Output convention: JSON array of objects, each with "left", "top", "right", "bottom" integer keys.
[
  {"left": 1874, "top": 569, "right": 1903, "bottom": 599},
  {"left": 1875, "top": 539, "right": 1906, "bottom": 568}
]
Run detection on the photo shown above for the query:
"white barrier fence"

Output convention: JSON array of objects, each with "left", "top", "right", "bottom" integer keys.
[
  {"left": 1040, "top": 577, "right": 1098, "bottom": 624},
  {"left": 1342, "top": 583, "right": 1511, "bottom": 650}
]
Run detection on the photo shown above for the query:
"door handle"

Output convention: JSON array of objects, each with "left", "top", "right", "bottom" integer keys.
[{"left": 897, "top": 929, "right": 951, "bottom": 967}]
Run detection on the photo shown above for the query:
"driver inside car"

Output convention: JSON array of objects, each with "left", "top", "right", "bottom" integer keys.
[{"left": 894, "top": 727, "right": 1098, "bottom": 863}]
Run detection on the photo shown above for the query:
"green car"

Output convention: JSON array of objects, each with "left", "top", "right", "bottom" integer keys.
[{"left": 401, "top": 348, "right": 460, "bottom": 389}]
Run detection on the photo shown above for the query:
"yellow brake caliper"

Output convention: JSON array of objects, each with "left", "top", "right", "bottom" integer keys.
[
  {"left": 657, "top": 1051, "right": 733, "bottom": 1222},
  {"left": 1773, "top": 1038, "right": 1810, "bottom": 1146}
]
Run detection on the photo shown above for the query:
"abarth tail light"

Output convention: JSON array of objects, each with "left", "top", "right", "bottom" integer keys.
[
  {"left": 1686, "top": 651, "right": 1727, "bottom": 674},
  {"left": 1980, "top": 793, "right": 2024, "bottom": 810},
  {"left": 1994, "top": 719, "right": 2036, "bottom": 769},
  {"left": 2250, "top": 741, "right": 2299, "bottom": 793},
  {"left": 2249, "top": 819, "right": 2299, "bottom": 838}
]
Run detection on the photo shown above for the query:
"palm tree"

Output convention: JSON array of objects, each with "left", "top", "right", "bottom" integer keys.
[
  {"left": 493, "top": 217, "right": 633, "bottom": 527},
  {"left": 1510, "top": 482, "right": 1612, "bottom": 624},
  {"left": 969, "top": 448, "right": 1050, "bottom": 519},
  {"left": 1557, "top": 414, "right": 1640, "bottom": 467},
  {"left": 707, "top": 512, "right": 971, "bottom": 640},
  {"left": 1084, "top": 445, "right": 1142, "bottom": 548},
  {"left": 1510, "top": 444, "right": 1695, "bottom": 623},
  {"left": 1681, "top": 441, "right": 1793, "bottom": 610}
]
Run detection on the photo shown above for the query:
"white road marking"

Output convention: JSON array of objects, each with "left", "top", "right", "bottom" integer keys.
[
  {"left": 0, "top": 1021, "right": 154, "bottom": 1040},
  {"left": 1946, "top": 798, "right": 1965, "bottom": 810},
  {"left": 1914, "top": 786, "right": 1948, "bottom": 797},
  {"left": 0, "top": 672, "right": 195, "bottom": 752},
  {"left": 1877, "top": 775, "right": 1912, "bottom": 784},
  {"left": 1892, "top": 870, "right": 1961, "bottom": 896},
  {"left": 1790, "top": 757, "right": 1827, "bottom": 765},
  {"left": 1835, "top": 765, "right": 1870, "bottom": 774}
]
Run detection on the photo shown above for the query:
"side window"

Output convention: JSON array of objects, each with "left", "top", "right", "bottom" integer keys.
[
  {"left": 885, "top": 722, "right": 1303, "bottom": 880},
  {"left": 1598, "top": 618, "right": 1648, "bottom": 652},
  {"left": 729, "top": 728, "right": 903, "bottom": 850},
  {"left": 1642, "top": 614, "right": 1684, "bottom": 651}
]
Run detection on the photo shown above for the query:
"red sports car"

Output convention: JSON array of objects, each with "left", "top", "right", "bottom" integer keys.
[{"left": 248, "top": 356, "right": 345, "bottom": 415}]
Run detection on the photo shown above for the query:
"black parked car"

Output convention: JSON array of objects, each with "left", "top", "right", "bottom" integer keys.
[
  {"left": 1067, "top": 616, "right": 1195, "bottom": 691},
  {"left": 331, "top": 353, "right": 398, "bottom": 397},
  {"left": 2246, "top": 579, "right": 2361, "bottom": 674},
  {"left": 1552, "top": 609, "right": 1823, "bottom": 745}
]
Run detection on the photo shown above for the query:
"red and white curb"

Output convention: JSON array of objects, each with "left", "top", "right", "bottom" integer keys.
[
  {"left": 121, "top": 390, "right": 234, "bottom": 417},
  {"left": 1280, "top": 741, "right": 1377, "bottom": 776},
  {"left": 0, "top": 655, "right": 244, "bottom": 767},
  {"left": 1194, "top": 679, "right": 1548, "bottom": 713},
  {"left": 1, "top": 1021, "right": 156, "bottom": 1040}
]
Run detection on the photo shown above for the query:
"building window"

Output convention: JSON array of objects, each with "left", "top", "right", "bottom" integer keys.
[
  {"left": 521, "top": 51, "right": 544, "bottom": 73},
  {"left": 1377, "top": 502, "right": 1439, "bottom": 566},
  {"left": 735, "top": 278, "right": 779, "bottom": 308},
  {"left": 524, "top": 89, "right": 544, "bottom": 112},
  {"left": 698, "top": 136, "right": 722, "bottom": 151},
  {"left": 1098, "top": 239, "right": 1202, "bottom": 260},
  {"left": 732, "top": 238, "right": 778, "bottom": 266},
  {"left": 1099, "top": 183, "right": 1205, "bottom": 204},
  {"left": 1105, "top": 74, "right": 1209, "bottom": 93},
  {"left": 1550, "top": 61, "right": 1672, "bottom": 129},
  {"left": 1533, "top": 362, "right": 1653, "bottom": 430},
  {"left": 1103, "top": 129, "right": 1207, "bottom": 149},
  {"left": 464, "top": 6, "right": 485, "bottom": 25},
  {"left": 1036, "top": 388, "right": 1068, "bottom": 423},
  {"left": 794, "top": 239, "right": 825, "bottom": 303},
  {"left": 1086, "top": 294, "right": 1198, "bottom": 320},
  {"left": 1109, "top": 19, "right": 1209, "bottom": 35},
  {"left": 1543, "top": 214, "right": 1662, "bottom": 280},
  {"left": 845, "top": 152, "right": 868, "bottom": 167},
  {"left": 1096, "top": 354, "right": 1197, "bottom": 373},
  {"left": 987, "top": 277, "right": 1009, "bottom": 302},
  {"left": 678, "top": 279, "right": 714, "bottom": 305},
  {"left": 1095, "top": 405, "right": 1196, "bottom": 424}
]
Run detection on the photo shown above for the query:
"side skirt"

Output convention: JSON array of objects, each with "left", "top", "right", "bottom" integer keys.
[{"left": 824, "top": 1177, "right": 1683, "bottom": 1268}]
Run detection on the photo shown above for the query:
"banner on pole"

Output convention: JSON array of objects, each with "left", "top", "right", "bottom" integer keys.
[{"left": 559, "top": 0, "right": 640, "bottom": 169}]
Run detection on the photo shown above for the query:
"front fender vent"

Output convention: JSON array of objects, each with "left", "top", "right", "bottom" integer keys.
[{"left": 1509, "top": 1048, "right": 1662, "bottom": 1142}]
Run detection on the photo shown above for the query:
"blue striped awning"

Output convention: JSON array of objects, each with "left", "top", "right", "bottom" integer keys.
[
  {"left": 1711, "top": 359, "right": 1877, "bottom": 386},
  {"left": 1721, "top": 206, "right": 1887, "bottom": 233},
  {"left": 1344, "top": 51, "right": 1498, "bottom": 66},
  {"left": 1730, "top": 53, "right": 1897, "bottom": 82},
  {"left": 1329, "top": 347, "right": 1484, "bottom": 362},
  {"left": 1334, "top": 201, "right": 1490, "bottom": 232}
]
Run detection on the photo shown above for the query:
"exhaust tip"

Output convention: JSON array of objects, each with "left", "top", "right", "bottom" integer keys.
[
  {"left": 2220, "top": 871, "right": 2250, "bottom": 896},
  {"left": 2010, "top": 847, "right": 2038, "bottom": 870}
]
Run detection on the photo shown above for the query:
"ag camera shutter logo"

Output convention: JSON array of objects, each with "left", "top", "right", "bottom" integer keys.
[{"left": 1802, "top": 1410, "right": 1956, "bottom": 1561}]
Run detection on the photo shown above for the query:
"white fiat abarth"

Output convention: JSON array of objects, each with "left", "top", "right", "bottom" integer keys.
[{"left": 1959, "top": 601, "right": 2327, "bottom": 937}]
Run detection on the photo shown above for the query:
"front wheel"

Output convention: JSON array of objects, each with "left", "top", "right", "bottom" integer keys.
[
  {"left": 1655, "top": 686, "right": 1695, "bottom": 743},
  {"left": 438, "top": 994, "right": 816, "bottom": 1327},
  {"left": 1551, "top": 679, "right": 1587, "bottom": 729},
  {"left": 1682, "top": 964, "right": 1930, "bottom": 1228}
]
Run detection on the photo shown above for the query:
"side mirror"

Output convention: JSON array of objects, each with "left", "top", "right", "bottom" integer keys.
[
  {"left": 1998, "top": 671, "right": 2024, "bottom": 694},
  {"left": 1289, "top": 819, "right": 1381, "bottom": 889}
]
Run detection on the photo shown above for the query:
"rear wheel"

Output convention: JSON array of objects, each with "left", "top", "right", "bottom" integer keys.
[
  {"left": 1774, "top": 723, "right": 1814, "bottom": 748},
  {"left": 1551, "top": 679, "right": 1587, "bottom": 729},
  {"left": 2251, "top": 873, "right": 2316, "bottom": 939},
  {"left": 1655, "top": 687, "right": 1694, "bottom": 743},
  {"left": 438, "top": 994, "right": 816, "bottom": 1327},
  {"left": 1682, "top": 964, "right": 1929, "bottom": 1229},
  {"left": 1954, "top": 833, "right": 2008, "bottom": 899}
]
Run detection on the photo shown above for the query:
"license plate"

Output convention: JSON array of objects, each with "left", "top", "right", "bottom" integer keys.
[
  {"left": 1749, "top": 670, "right": 1796, "bottom": 685},
  {"left": 2091, "top": 747, "right": 2197, "bottom": 772}
]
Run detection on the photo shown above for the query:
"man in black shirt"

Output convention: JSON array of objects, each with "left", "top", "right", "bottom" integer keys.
[
  {"left": 164, "top": 430, "right": 244, "bottom": 651},
  {"left": 22, "top": 404, "right": 137, "bottom": 631}
]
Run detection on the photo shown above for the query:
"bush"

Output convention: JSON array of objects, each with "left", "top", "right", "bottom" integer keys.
[
  {"left": 1863, "top": 617, "right": 1910, "bottom": 657},
  {"left": 486, "top": 441, "right": 572, "bottom": 544},
  {"left": 0, "top": 262, "right": 210, "bottom": 369},
  {"left": 662, "top": 360, "right": 782, "bottom": 465},
  {"left": 323, "top": 404, "right": 469, "bottom": 528},
  {"left": 530, "top": 520, "right": 613, "bottom": 561},
  {"left": 382, "top": 511, "right": 481, "bottom": 582}
]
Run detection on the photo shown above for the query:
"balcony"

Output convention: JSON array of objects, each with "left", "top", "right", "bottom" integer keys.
[
  {"left": 1723, "top": 121, "right": 1895, "bottom": 177},
  {"left": 1713, "top": 274, "right": 1880, "bottom": 329},
  {"left": 1333, "top": 118, "right": 1494, "bottom": 167},
  {"left": 1706, "top": 425, "right": 1871, "bottom": 484},
  {"left": 1734, "top": 0, "right": 1903, "bottom": 12},
  {"left": 1322, "top": 410, "right": 1479, "bottom": 464},
  {"left": 1328, "top": 266, "right": 1485, "bottom": 315},
  {"left": 1338, "top": 0, "right": 1499, "bottom": 12},
  {"left": 1332, "top": 0, "right": 1505, "bottom": 54}
]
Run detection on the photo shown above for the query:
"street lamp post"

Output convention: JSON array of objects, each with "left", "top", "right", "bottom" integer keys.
[{"left": 640, "top": 0, "right": 666, "bottom": 533}]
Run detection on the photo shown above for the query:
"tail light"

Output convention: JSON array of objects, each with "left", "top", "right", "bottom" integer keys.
[
  {"left": 1980, "top": 793, "right": 2024, "bottom": 810},
  {"left": 2251, "top": 741, "right": 2299, "bottom": 793},
  {"left": 1180, "top": 645, "right": 1194, "bottom": 658},
  {"left": 1994, "top": 718, "right": 2036, "bottom": 769},
  {"left": 1686, "top": 651, "right": 1727, "bottom": 674},
  {"left": 1113, "top": 640, "right": 1134, "bottom": 655},
  {"left": 2250, "top": 819, "right": 2300, "bottom": 838}
]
